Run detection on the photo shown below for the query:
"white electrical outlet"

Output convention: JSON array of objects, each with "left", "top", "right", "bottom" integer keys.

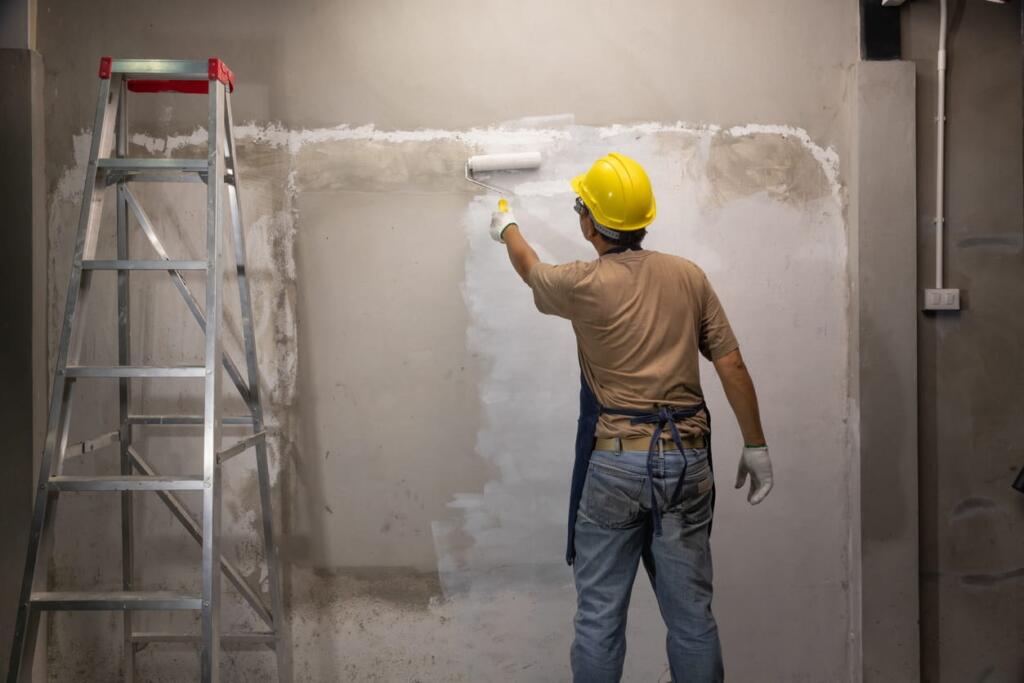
[{"left": 923, "top": 288, "right": 961, "bottom": 311}]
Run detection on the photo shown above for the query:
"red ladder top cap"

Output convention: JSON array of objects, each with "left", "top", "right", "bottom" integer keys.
[
  {"left": 208, "top": 58, "right": 235, "bottom": 92},
  {"left": 97, "top": 57, "right": 234, "bottom": 93}
]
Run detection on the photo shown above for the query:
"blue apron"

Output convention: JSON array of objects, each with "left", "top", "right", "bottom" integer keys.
[{"left": 564, "top": 248, "right": 715, "bottom": 566}]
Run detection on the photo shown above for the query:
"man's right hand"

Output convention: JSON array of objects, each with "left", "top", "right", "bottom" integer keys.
[{"left": 490, "top": 208, "right": 518, "bottom": 243}]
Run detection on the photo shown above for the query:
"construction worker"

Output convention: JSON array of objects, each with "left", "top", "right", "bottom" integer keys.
[{"left": 488, "top": 152, "right": 773, "bottom": 682}]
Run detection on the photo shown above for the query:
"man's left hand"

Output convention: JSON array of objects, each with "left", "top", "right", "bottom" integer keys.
[{"left": 735, "top": 445, "right": 773, "bottom": 505}]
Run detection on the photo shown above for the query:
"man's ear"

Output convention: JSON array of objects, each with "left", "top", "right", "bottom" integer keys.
[{"left": 581, "top": 216, "right": 596, "bottom": 241}]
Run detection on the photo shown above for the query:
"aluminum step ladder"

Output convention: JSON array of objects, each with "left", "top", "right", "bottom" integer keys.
[{"left": 5, "top": 58, "right": 290, "bottom": 683}]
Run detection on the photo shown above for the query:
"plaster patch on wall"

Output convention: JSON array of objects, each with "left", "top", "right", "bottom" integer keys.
[
  {"left": 246, "top": 204, "right": 300, "bottom": 412},
  {"left": 705, "top": 133, "right": 834, "bottom": 207},
  {"left": 53, "top": 132, "right": 92, "bottom": 202},
  {"left": 234, "top": 122, "right": 572, "bottom": 155},
  {"left": 123, "top": 120, "right": 842, "bottom": 209},
  {"left": 726, "top": 124, "right": 842, "bottom": 200},
  {"left": 128, "top": 128, "right": 207, "bottom": 155}
]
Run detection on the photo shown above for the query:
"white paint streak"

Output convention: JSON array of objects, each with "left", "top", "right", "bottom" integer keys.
[
  {"left": 499, "top": 113, "right": 576, "bottom": 129},
  {"left": 510, "top": 180, "right": 573, "bottom": 197}
]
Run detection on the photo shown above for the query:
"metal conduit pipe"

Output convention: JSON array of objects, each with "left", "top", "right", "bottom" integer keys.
[{"left": 936, "top": 0, "right": 948, "bottom": 290}]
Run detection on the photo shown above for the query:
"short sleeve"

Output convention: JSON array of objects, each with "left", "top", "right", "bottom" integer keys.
[
  {"left": 698, "top": 273, "right": 739, "bottom": 361},
  {"left": 527, "top": 261, "right": 593, "bottom": 320}
]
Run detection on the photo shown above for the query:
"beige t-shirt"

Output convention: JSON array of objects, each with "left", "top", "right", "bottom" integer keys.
[{"left": 528, "top": 249, "right": 738, "bottom": 438}]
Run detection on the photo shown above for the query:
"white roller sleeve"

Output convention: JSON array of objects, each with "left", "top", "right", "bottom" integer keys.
[{"left": 467, "top": 152, "right": 542, "bottom": 173}]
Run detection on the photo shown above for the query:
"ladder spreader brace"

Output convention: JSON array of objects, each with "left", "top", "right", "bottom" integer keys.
[{"left": 5, "top": 58, "right": 290, "bottom": 683}]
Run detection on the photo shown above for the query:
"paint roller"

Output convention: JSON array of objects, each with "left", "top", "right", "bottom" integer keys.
[{"left": 465, "top": 151, "right": 542, "bottom": 213}]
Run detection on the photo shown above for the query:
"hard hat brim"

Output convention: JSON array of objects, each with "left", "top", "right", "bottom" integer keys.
[{"left": 570, "top": 175, "right": 584, "bottom": 195}]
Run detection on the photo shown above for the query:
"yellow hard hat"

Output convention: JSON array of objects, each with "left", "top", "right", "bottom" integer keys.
[{"left": 571, "top": 153, "right": 656, "bottom": 232}]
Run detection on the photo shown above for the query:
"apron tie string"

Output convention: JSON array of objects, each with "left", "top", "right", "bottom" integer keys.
[{"left": 603, "top": 403, "right": 706, "bottom": 537}]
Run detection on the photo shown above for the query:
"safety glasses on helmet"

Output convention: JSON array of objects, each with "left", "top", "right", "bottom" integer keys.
[{"left": 574, "top": 196, "right": 589, "bottom": 216}]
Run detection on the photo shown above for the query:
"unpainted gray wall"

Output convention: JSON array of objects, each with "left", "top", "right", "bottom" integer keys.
[{"left": 903, "top": 2, "right": 1024, "bottom": 682}]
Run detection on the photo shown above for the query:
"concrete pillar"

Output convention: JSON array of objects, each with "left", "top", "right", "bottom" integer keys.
[{"left": 850, "top": 60, "right": 920, "bottom": 682}]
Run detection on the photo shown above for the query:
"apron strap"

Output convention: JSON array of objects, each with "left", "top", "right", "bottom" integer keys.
[
  {"left": 603, "top": 403, "right": 707, "bottom": 537},
  {"left": 566, "top": 372, "right": 602, "bottom": 565}
]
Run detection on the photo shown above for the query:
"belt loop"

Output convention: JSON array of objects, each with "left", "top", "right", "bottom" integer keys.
[{"left": 615, "top": 436, "right": 622, "bottom": 453}]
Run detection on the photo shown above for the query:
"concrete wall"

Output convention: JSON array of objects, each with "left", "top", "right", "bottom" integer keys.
[
  {"left": 0, "top": 46, "right": 45, "bottom": 681},
  {"left": 30, "top": 1, "right": 864, "bottom": 680},
  {"left": 903, "top": 3, "right": 1024, "bottom": 682}
]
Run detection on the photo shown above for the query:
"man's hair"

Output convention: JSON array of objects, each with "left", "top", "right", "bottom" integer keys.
[
  {"left": 580, "top": 201, "right": 648, "bottom": 248},
  {"left": 592, "top": 216, "right": 647, "bottom": 248}
]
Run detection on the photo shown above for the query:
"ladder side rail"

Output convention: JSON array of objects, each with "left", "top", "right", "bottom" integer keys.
[
  {"left": 9, "top": 377, "right": 74, "bottom": 683},
  {"left": 50, "top": 374, "right": 77, "bottom": 478},
  {"left": 27, "top": 375, "right": 81, "bottom": 671},
  {"left": 200, "top": 79, "right": 227, "bottom": 683},
  {"left": 114, "top": 77, "right": 137, "bottom": 683},
  {"left": 6, "top": 76, "right": 121, "bottom": 683},
  {"left": 122, "top": 186, "right": 252, "bottom": 405},
  {"left": 224, "top": 92, "right": 292, "bottom": 683}
]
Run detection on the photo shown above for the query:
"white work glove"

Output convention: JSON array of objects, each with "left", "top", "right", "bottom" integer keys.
[
  {"left": 489, "top": 207, "right": 517, "bottom": 243},
  {"left": 735, "top": 445, "right": 773, "bottom": 505}
]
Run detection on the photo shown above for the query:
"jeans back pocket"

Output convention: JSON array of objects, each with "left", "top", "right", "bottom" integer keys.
[
  {"left": 579, "top": 461, "right": 647, "bottom": 529},
  {"left": 665, "top": 474, "right": 714, "bottom": 526}
]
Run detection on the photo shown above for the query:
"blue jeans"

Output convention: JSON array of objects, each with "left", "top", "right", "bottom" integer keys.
[{"left": 571, "top": 447, "right": 723, "bottom": 683}]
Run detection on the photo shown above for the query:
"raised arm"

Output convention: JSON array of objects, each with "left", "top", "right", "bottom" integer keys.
[
  {"left": 491, "top": 208, "right": 540, "bottom": 283},
  {"left": 502, "top": 225, "right": 540, "bottom": 283}
]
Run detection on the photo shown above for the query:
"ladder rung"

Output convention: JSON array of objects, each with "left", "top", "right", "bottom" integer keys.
[
  {"left": 128, "top": 414, "right": 254, "bottom": 425},
  {"left": 116, "top": 174, "right": 207, "bottom": 185},
  {"left": 107, "top": 59, "right": 209, "bottom": 78},
  {"left": 98, "top": 158, "right": 208, "bottom": 173},
  {"left": 31, "top": 591, "right": 201, "bottom": 611},
  {"left": 82, "top": 259, "right": 207, "bottom": 271},
  {"left": 131, "top": 632, "right": 277, "bottom": 645},
  {"left": 66, "top": 366, "right": 206, "bottom": 378},
  {"left": 48, "top": 476, "right": 205, "bottom": 491}
]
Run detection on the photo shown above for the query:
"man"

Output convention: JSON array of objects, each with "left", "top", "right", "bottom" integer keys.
[{"left": 488, "top": 152, "right": 774, "bottom": 682}]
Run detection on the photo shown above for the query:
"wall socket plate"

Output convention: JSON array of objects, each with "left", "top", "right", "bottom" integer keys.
[{"left": 923, "top": 288, "right": 961, "bottom": 311}]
